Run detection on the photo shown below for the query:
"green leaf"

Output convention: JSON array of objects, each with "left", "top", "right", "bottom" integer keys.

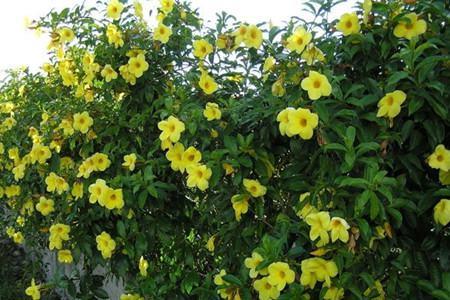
[
  {"left": 222, "top": 274, "right": 243, "bottom": 286},
  {"left": 116, "top": 220, "right": 126, "bottom": 238}
]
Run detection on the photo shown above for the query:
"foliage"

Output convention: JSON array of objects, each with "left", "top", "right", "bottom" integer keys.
[{"left": 0, "top": 0, "right": 450, "bottom": 299}]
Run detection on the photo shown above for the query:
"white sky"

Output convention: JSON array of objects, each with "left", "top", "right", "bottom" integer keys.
[{"left": 0, "top": 0, "right": 356, "bottom": 77}]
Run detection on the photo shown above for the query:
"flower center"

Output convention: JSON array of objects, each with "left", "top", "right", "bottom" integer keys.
[
  {"left": 405, "top": 23, "right": 414, "bottom": 30},
  {"left": 345, "top": 20, "right": 353, "bottom": 28},
  {"left": 265, "top": 283, "right": 272, "bottom": 290},
  {"left": 279, "top": 271, "right": 286, "bottom": 279},
  {"left": 386, "top": 96, "right": 394, "bottom": 106},
  {"left": 196, "top": 170, "right": 203, "bottom": 178},
  {"left": 188, "top": 154, "right": 195, "bottom": 161},
  {"left": 437, "top": 155, "right": 444, "bottom": 162},
  {"left": 296, "top": 37, "right": 304, "bottom": 45},
  {"left": 313, "top": 80, "right": 321, "bottom": 88},
  {"left": 299, "top": 118, "right": 307, "bottom": 127}
]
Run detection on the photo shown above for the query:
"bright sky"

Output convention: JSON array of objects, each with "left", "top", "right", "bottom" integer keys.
[{"left": 0, "top": 0, "right": 356, "bottom": 77}]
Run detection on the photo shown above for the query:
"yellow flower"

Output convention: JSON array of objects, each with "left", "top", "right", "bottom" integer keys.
[
  {"left": 286, "top": 26, "right": 312, "bottom": 53},
  {"left": 107, "top": 0, "right": 124, "bottom": 20},
  {"left": 134, "top": 1, "right": 144, "bottom": 19},
  {"left": 306, "top": 211, "right": 331, "bottom": 246},
  {"left": 245, "top": 25, "right": 263, "bottom": 49},
  {"left": 59, "top": 27, "right": 75, "bottom": 43},
  {"left": 393, "top": 13, "right": 427, "bottom": 40},
  {"left": 36, "top": 197, "right": 55, "bottom": 216},
  {"left": 158, "top": 116, "right": 185, "bottom": 143},
  {"left": 203, "top": 102, "right": 222, "bottom": 121},
  {"left": 119, "top": 64, "right": 137, "bottom": 85},
  {"left": 439, "top": 170, "right": 450, "bottom": 185},
  {"left": 128, "top": 54, "right": 149, "bottom": 79},
  {"left": 96, "top": 231, "right": 116, "bottom": 259},
  {"left": 92, "top": 153, "right": 111, "bottom": 171},
  {"left": 30, "top": 143, "right": 52, "bottom": 164},
  {"left": 12, "top": 164, "right": 26, "bottom": 181},
  {"left": 363, "top": 0, "right": 372, "bottom": 25},
  {"left": 58, "top": 119, "right": 74, "bottom": 136},
  {"left": 122, "top": 153, "right": 137, "bottom": 171},
  {"left": 13, "top": 232, "right": 24, "bottom": 244},
  {"left": 106, "top": 24, "right": 124, "bottom": 48},
  {"left": 71, "top": 182, "right": 84, "bottom": 200},
  {"left": 89, "top": 179, "right": 108, "bottom": 204},
  {"left": 102, "top": 187, "right": 124, "bottom": 210},
  {"left": 199, "top": 71, "right": 218, "bottom": 94},
  {"left": 58, "top": 249, "right": 73, "bottom": 264},
  {"left": 297, "top": 192, "right": 319, "bottom": 219},
  {"left": 223, "top": 163, "right": 234, "bottom": 175},
  {"left": 214, "top": 269, "right": 227, "bottom": 286},
  {"left": 376, "top": 90, "right": 407, "bottom": 119},
  {"left": 243, "top": 179, "right": 267, "bottom": 197},
  {"left": 363, "top": 280, "right": 386, "bottom": 300},
  {"left": 301, "top": 44, "right": 325, "bottom": 66},
  {"left": 139, "top": 256, "right": 149, "bottom": 277},
  {"left": 206, "top": 235, "right": 216, "bottom": 252},
  {"left": 267, "top": 262, "right": 296, "bottom": 291},
  {"left": 231, "top": 194, "right": 250, "bottom": 221},
  {"left": 234, "top": 24, "right": 248, "bottom": 46},
  {"left": 301, "top": 71, "right": 332, "bottom": 100},
  {"left": 120, "top": 294, "right": 144, "bottom": 300},
  {"left": 45, "top": 172, "right": 69, "bottom": 194},
  {"left": 181, "top": 146, "right": 202, "bottom": 171},
  {"left": 284, "top": 108, "right": 319, "bottom": 140},
  {"left": 244, "top": 252, "right": 268, "bottom": 278},
  {"left": 272, "top": 79, "right": 285, "bottom": 97},
  {"left": 193, "top": 39, "right": 214, "bottom": 59},
  {"left": 49, "top": 223, "right": 70, "bottom": 250},
  {"left": 324, "top": 287, "right": 345, "bottom": 300},
  {"left": 154, "top": 22, "right": 172, "bottom": 44},
  {"left": 263, "top": 56, "right": 276, "bottom": 73},
  {"left": 25, "top": 279, "right": 41, "bottom": 300},
  {"left": 101, "top": 64, "right": 118, "bottom": 82},
  {"left": 428, "top": 145, "right": 450, "bottom": 172},
  {"left": 73, "top": 111, "right": 93, "bottom": 134},
  {"left": 434, "top": 199, "right": 450, "bottom": 226},
  {"left": 300, "top": 257, "right": 338, "bottom": 289},
  {"left": 336, "top": 13, "right": 360, "bottom": 36},
  {"left": 276, "top": 107, "right": 295, "bottom": 136},
  {"left": 186, "top": 164, "right": 212, "bottom": 191},
  {"left": 160, "top": 0, "right": 174, "bottom": 14},
  {"left": 329, "top": 217, "right": 350, "bottom": 243},
  {"left": 166, "top": 142, "right": 185, "bottom": 172},
  {"left": 253, "top": 277, "right": 280, "bottom": 300}
]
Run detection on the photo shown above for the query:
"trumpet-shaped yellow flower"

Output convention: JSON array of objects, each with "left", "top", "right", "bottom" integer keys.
[
  {"left": 245, "top": 25, "right": 263, "bottom": 49},
  {"left": 363, "top": 0, "right": 372, "bottom": 25},
  {"left": 58, "top": 119, "right": 74, "bottom": 136},
  {"left": 58, "top": 249, "right": 73, "bottom": 264},
  {"left": 234, "top": 25, "right": 248, "bottom": 46},
  {"left": 45, "top": 172, "right": 69, "bottom": 194},
  {"left": 123, "top": 153, "right": 137, "bottom": 171},
  {"left": 73, "top": 111, "right": 93, "bottom": 134},
  {"left": 128, "top": 54, "right": 149, "bottom": 78},
  {"left": 92, "top": 153, "right": 111, "bottom": 171},
  {"left": 13, "top": 232, "right": 24, "bottom": 244},
  {"left": 203, "top": 102, "right": 222, "bottom": 121},
  {"left": 263, "top": 56, "right": 276, "bottom": 73},
  {"left": 29, "top": 143, "right": 52, "bottom": 164},
  {"left": 297, "top": 192, "right": 319, "bottom": 219},
  {"left": 300, "top": 257, "right": 338, "bottom": 289},
  {"left": 193, "top": 39, "right": 214, "bottom": 59},
  {"left": 5, "top": 184, "right": 21, "bottom": 198},
  {"left": 12, "top": 164, "right": 26, "bottom": 181},
  {"left": 253, "top": 277, "right": 280, "bottom": 300},
  {"left": 267, "top": 262, "right": 296, "bottom": 291},
  {"left": 107, "top": 0, "right": 124, "bottom": 20},
  {"left": 284, "top": 108, "right": 319, "bottom": 140},
  {"left": 199, "top": 71, "right": 218, "bottom": 95},
  {"left": 394, "top": 13, "right": 427, "bottom": 40},
  {"left": 49, "top": 223, "right": 70, "bottom": 250},
  {"left": 301, "top": 71, "right": 332, "bottom": 100},
  {"left": 71, "top": 182, "right": 84, "bottom": 200},
  {"left": 89, "top": 179, "right": 108, "bottom": 204},
  {"left": 376, "top": 90, "right": 407, "bottom": 119},
  {"left": 243, "top": 179, "right": 267, "bottom": 197},
  {"left": 214, "top": 269, "right": 227, "bottom": 286},
  {"left": 324, "top": 287, "right": 345, "bottom": 300},
  {"left": 119, "top": 64, "right": 137, "bottom": 85},
  {"left": 181, "top": 146, "right": 202, "bottom": 171},
  {"left": 223, "top": 163, "right": 235, "bottom": 175},
  {"left": 139, "top": 256, "right": 149, "bottom": 277},
  {"left": 336, "top": 13, "right": 360, "bottom": 36},
  {"left": 244, "top": 252, "right": 268, "bottom": 278},
  {"left": 166, "top": 142, "right": 185, "bottom": 172},
  {"left": 101, "top": 64, "right": 118, "bottom": 82},
  {"left": 134, "top": 1, "right": 143, "bottom": 18},
  {"left": 158, "top": 116, "right": 185, "bottom": 143},
  {"left": 36, "top": 197, "right": 55, "bottom": 216},
  {"left": 363, "top": 280, "right": 386, "bottom": 300},
  {"left": 25, "top": 279, "right": 41, "bottom": 300},
  {"left": 106, "top": 24, "right": 124, "bottom": 48},
  {"left": 96, "top": 231, "right": 116, "bottom": 259},
  {"left": 154, "top": 23, "right": 172, "bottom": 44},
  {"left": 302, "top": 44, "right": 325, "bottom": 66},
  {"left": 286, "top": 26, "right": 312, "bottom": 54},
  {"left": 440, "top": 170, "right": 450, "bottom": 185},
  {"left": 434, "top": 199, "right": 450, "bottom": 226},
  {"left": 59, "top": 27, "right": 75, "bottom": 43},
  {"left": 231, "top": 194, "right": 250, "bottom": 221},
  {"left": 186, "top": 164, "right": 212, "bottom": 191},
  {"left": 206, "top": 235, "right": 216, "bottom": 252},
  {"left": 276, "top": 107, "right": 295, "bottom": 136},
  {"left": 102, "top": 187, "right": 124, "bottom": 210},
  {"left": 271, "top": 79, "right": 285, "bottom": 97},
  {"left": 160, "top": 0, "right": 174, "bottom": 14},
  {"left": 330, "top": 217, "right": 350, "bottom": 243},
  {"left": 428, "top": 145, "right": 450, "bottom": 172},
  {"left": 306, "top": 211, "right": 331, "bottom": 246}
]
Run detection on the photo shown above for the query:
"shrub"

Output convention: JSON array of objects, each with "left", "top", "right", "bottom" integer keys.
[{"left": 0, "top": 0, "right": 449, "bottom": 299}]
